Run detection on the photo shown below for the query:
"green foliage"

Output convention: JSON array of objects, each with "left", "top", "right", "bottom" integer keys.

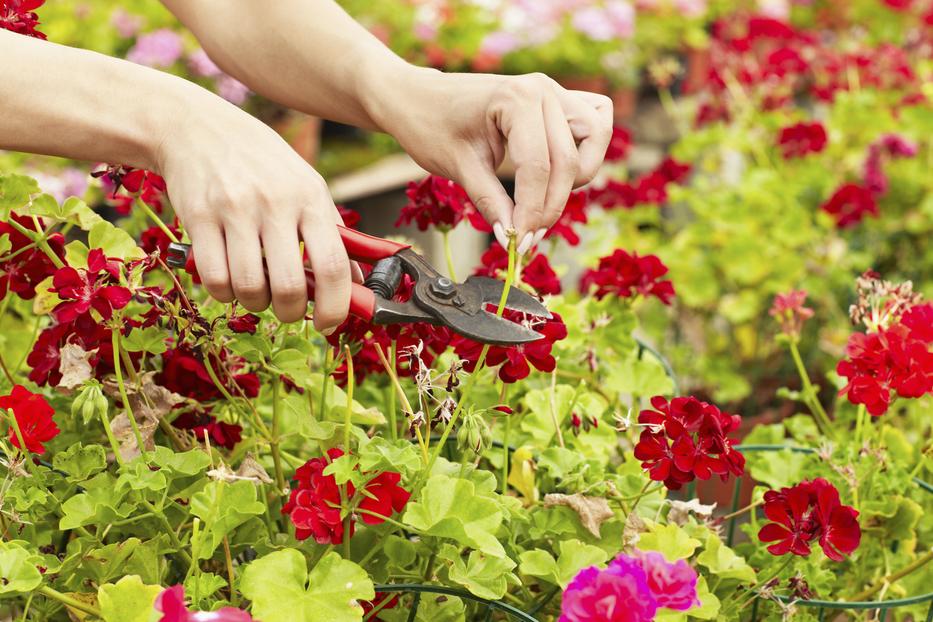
[{"left": 98, "top": 575, "right": 162, "bottom": 622}]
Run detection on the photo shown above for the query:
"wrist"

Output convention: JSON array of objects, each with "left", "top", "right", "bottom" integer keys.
[{"left": 356, "top": 60, "right": 441, "bottom": 134}]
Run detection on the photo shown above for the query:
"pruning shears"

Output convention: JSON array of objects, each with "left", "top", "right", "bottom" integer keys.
[{"left": 165, "top": 225, "right": 550, "bottom": 345}]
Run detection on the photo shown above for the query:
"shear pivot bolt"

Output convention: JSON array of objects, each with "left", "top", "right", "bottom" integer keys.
[{"left": 431, "top": 277, "right": 456, "bottom": 299}]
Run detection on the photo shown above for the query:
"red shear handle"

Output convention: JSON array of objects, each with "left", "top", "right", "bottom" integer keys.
[
  {"left": 305, "top": 272, "right": 376, "bottom": 322},
  {"left": 338, "top": 225, "right": 410, "bottom": 263}
]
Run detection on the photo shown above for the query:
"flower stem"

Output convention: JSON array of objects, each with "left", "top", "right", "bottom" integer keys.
[
  {"left": 343, "top": 345, "right": 354, "bottom": 453},
  {"left": 501, "top": 406, "right": 511, "bottom": 495},
  {"left": 853, "top": 548, "right": 933, "bottom": 601},
  {"left": 270, "top": 377, "right": 287, "bottom": 493},
  {"left": 223, "top": 536, "right": 238, "bottom": 606},
  {"left": 134, "top": 197, "right": 178, "bottom": 243},
  {"left": 387, "top": 340, "right": 398, "bottom": 440},
  {"left": 6, "top": 407, "right": 36, "bottom": 475},
  {"left": 720, "top": 499, "right": 764, "bottom": 522},
  {"left": 39, "top": 586, "right": 101, "bottom": 618},
  {"left": 374, "top": 343, "right": 427, "bottom": 463},
  {"left": 548, "top": 366, "right": 565, "bottom": 449},
  {"left": 738, "top": 556, "right": 794, "bottom": 610},
  {"left": 421, "top": 234, "right": 516, "bottom": 489},
  {"left": 112, "top": 329, "right": 148, "bottom": 460},
  {"left": 7, "top": 218, "right": 64, "bottom": 269},
  {"left": 441, "top": 229, "right": 457, "bottom": 281},
  {"left": 854, "top": 404, "right": 869, "bottom": 447},
  {"left": 787, "top": 340, "right": 834, "bottom": 439}
]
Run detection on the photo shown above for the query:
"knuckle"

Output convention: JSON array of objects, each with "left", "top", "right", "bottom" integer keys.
[
  {"left": 274, "top": 278, "right": 308, "bottom": 304},
  {"left": 233, "top": 275, "right": 267, "bottom": 299},
  {"left": 315, "top": 251, "right": 350, "bottom": 283}
]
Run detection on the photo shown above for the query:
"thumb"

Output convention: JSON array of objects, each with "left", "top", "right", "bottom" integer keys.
[{"left": 456, "top": 158, "right": 515, "bottom": 249}]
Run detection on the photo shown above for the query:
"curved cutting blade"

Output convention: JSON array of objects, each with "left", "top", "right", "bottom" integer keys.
[
  {"left": 440, "top": 307, "right": 543, "bottom": 345},
  {"left": 464, "top": 276, "right": 552, "bottom": 318}
]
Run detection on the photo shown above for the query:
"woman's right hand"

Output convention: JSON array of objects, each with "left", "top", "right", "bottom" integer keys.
[{"left": 155, "top": 90, "right": 356, "bottom": 332}]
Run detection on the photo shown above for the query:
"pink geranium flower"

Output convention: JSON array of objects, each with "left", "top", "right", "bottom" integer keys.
[{"left": 155, "top": 585, "right": 253, "bottom": 621}]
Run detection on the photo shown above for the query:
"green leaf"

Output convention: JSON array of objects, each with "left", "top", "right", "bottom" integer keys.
[
  {"left": 59, "top": 474, "right": 133, "bottom": 530},
  {"left": 97, "top": 575, "right": 161, "bottom": 622},
  {"left": 446, "top": 549, "right": 517, "bottom": 600},
  {"left": 695, "top": 534, "right": 756, "bottom": 584},
  {"left": 687, "top": 576, "right": 720, "bottom": 620},
  {"left": 122, "top": 327, "right": 168, "bottom": 354},
  {"left": 0, "top": 233, "right": 10, "bottom": 256},
  {"left": 240, "top": 550, "right": 374, "bottom": 622},
  {"left": 62, "top": 197, "right": 103, "bottom": 229},
  {"left": 150, "top": 446, "right": 212, "bottom": 477},
  {"left": 605, "top": 352, "right": 675, "bottom": 397},
  {"left": 403, "top": 474, "right": 506, "bottom": 557},
  {"left": 64, "top": 240, "right": 90, "bottom": 268},
  {"left": 0, "top": 541, "right": 43, "bottom": 594},
  {"left": 87, "top": 220, "right": 144, "bottom": 261},
  {"left": 519, "top": 539, "right": 608, "bottom": 587},
  {"left": 117, "top": 459, "right": 168, "bottom": 492},
  {"left": 358, "top": 436, "right": 422, "bottom": 477},
  {"left": 637, "top": 523, "right": 701, "bottom": 561},
  {"left": 0, "top": 173, "right": 41, "bottom": 218},
  {"left": 52, "top": 443, "right": 107, "bottom": 483},
  {"left": 190, "top": 480, "right": 265, "bottom": 559},
  {"left": 183, "top": 572, "right": 228, "bottom": 604}
]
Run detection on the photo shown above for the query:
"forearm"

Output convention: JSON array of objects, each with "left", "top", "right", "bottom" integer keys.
[
  {"left": 161, "top": 0, "right": 411, "bottom": 131},
  {"left": 0, "top": 30, "right": 211, "bottom": 171}
]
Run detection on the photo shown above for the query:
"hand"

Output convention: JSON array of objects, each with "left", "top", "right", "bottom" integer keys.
[
  {"left": 156, "top": 90, "right": 357, "bottom": 330},
  {"left": 368, "top": 68, "right": 613, "bottom": 253}
]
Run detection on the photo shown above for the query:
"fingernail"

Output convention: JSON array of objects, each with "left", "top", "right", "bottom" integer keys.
[
  {"left": 493, "top": 222, "right": 509, "bottom": 249},
  {"left": 532, "top": 228, "right": 547, "bottom": 247},
  {"left": 321, "top": 327, "right": 336, "bottom": 336},
  {"left": 517, "top": 233, "right": 533, "bottom": 255}
]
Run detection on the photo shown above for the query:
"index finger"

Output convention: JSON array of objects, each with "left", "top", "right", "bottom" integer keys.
[{"left": 562, "top": 90, "right": 614, "bottom": 186}]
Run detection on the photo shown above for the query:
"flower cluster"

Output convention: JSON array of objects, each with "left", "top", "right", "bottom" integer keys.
[
  {"left": 282, "top": 448, "right": 410, "bottom": 545},
  {"left": 588, "top": 157, "right": 692, "bottom": 210},
  {"left": 0, "top": 212, "right": 65, "bottom": 301},
  {"left": 0, "top": 385, "right": 59, "bottom": 455},
  {"left": 579, "top": 249, "right": 675, "bottom": 305},
  {"left": 0, "top": 0, "right": 46, "bottom": 39},
  {"left": 93, "top": 165, "right": 168, "bottom": 215},
  {"left": 758, "top": 478, "right": 861, "bottom": 561},
  {"left": 777, "top": 122, "right": 827, "bottom": 159},
  {"left": 395, "top": 175, "right": 489, "bottom": 232},
  {"left": 545, "top": 190, "right": 589, "bottom": 246},
  {"left": 837, "top": 301, "right": 933, "bottom": 417},
  {"left": 863, "top": 133, "right": 918, "bottom": 196},
  {"left": 453, "top": 311, "right": 568, "bottom": 383},
  {"left": 605, "top": 126, "right": 632, "bottom": 162},
  {"left": 51, "top": 248, "right": 132, "bottom": 322},
  {"left": 820, "top": 183, "right": 878, "bottom": 228},
  {"left": 634, "top": 396, "right": 745, "bottom": 490},
  {"left": 560, "top": 550, "right": 699, "bottom": 622},
  {"left": 475, "top": 244, "right": 561, "bottom": 296},
  {"left": 769, "top": 289, "right": 813, "bottom": 339},
  {"left": 155, "top": 585, "right": 253, "bottom": 622}
]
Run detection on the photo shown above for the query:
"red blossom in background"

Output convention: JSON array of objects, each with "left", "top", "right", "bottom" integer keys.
[
  {"left": 545, "top": 191, "right": 588, "bottom": 246},
  {"left": 836, "top": 304, "right": 933, "bottom": 417},
  {"left": 158, "top": 343, "right": 258, "bottom": 403},
  {"left": 820, "top": 183, "right": 878, "bottom": 228},
  {"left": 863, "top": 133, "right": 918, "bottom": 196},
  {"left": 579, "top": 249, "right": 675, "bottom": 305},
  {"left": 140, "top": 223, "right": 182, "bottom": 257},
  {"left": 587, "top": 158, "right": 691, "bottom": 210},
  {"left": 453, "top": 311, "right": 567, "bottom": 383},
  {"left": 26, "top": 315, "right": 115, "bottom": 386},
  {"left": 0, "top": 213, "right": 65, "bottom": 301},
  {"left": 604, "top": 126, "right": 632, "bottom": 162},
  {"left": 0, "top": 0, "right": 46, "bottom": 38},
  {"left": 0, "top": 385, "right": 59, "bottom": 454},
  {"left": 172, "top": 411, "right": 242, "bottom": 450},
  {"left": 228, "top": 312, "right": 260, "bottom": 334},
  {"left": 758, "top": 478, "right": 861, "bottom": 561},
  {"left": 777, "top": 122, "right": 828, "bottom": 159},
  {"left": 93, "top": 165, "right": 168, "bottom": 215},
  {"left": 51, "top": 249, "right": 132, "bottom": 323},
  {"left": 282, "top": 448, "right": 410, "bottom": 544},
  {"left": 769, "top": 290, "right": 814, "bottom": 339},
  {"left": 634, "top": 396, "right": 744, "bottom": 491},
  {"left": 475, "top": 245, "right": 561, "bottom": 296},
  {"left": 154, "top": 585, "right": 253, "bottom": 622},
  {"left": 396, "top": 175, "right": 489, "bottom": 232},
  {"left": 337, "top": 205, "right": 361, "bottom": 229}
]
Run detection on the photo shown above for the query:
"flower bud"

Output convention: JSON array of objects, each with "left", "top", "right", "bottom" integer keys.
[
  {"left": 71, "top": 381, "right": 109, "bottom": 425},
  {"left": 458, "top": 410, "right": 491, "bottom": 456}
]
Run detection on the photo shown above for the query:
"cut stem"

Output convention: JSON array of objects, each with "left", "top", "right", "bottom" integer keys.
[
  {"left": 787, "top": 340, "right": 834, "bottom": 439},
  {"left": 134, "top": 197, "right": 179, "bottom": 243},
  {"left": 270, "top": 378, "right": 287, "bottom": 493},
  {"left": 112, "top": 329, "right": 148, "bottom": 460},
  {"left": 441, "top": 229, "right": 457, "bottom": 281}
]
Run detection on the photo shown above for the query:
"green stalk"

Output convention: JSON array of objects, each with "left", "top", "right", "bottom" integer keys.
[
  {"left": 134, "top": 197, "right": 179, "bottom": 243},
  {"left": 787, "top": 340, "right": 834, "bottom": 439},
  {"left": 422, "top": 235, "right": 516, "bottom": 490},
  {"left": 387, "top": 340, "right": 397, "bottom": 440},
  {"left": 6, "top": 407, "right": 37, "bottom": 475},
  {"left": 270, "top": 378, "right": 287, "bottom": 493},
  {"left": 501, "top": 409, "right": 511, "bottom": 495},
  {"left": 7, "top": 218, "right": 64, "bottom": 269},
  {"left": 97, "top": 396, "right": 125, "bottom": 466},
  {"left": 39, "top": 586, "right": 102, "bottom": 618},
  {"left": 112, "top": 329, "right": 148, "bottom": 460},
  {"left": 343, "top": 345, "right": 354, "bottom": 453},
  {"left": 441, "top": 229, "right": 457, "bottom": 281},
  {"left": 854, "top": 548, "right": 933, "bottom": 601}
]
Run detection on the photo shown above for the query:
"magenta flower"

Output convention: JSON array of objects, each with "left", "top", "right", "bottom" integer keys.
[
  {"left": 630, "top": 550, "right": 700, "bottom": 611},
  {"left": 561, "top": 552, "right": 699, "bottom": 621},
  {"left": 155, "top": 585, "right": 253, "bottom": 621},
  {"left": 560, "top": 556, "right": 657, "bottom": 622}
]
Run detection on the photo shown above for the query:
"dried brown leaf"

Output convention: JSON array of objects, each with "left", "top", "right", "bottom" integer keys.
[
  {"left": 57, "top": 343, "right": 96, "bottom": 390},
  {"left": 543, "top": 493, "right": 614, "bottom": 538}
]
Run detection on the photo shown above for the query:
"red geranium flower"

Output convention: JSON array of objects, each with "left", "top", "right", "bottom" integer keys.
[
  {"left": 0, "top": 385, "right": 59, "bottom": 454},
  {"left": 588, "top": 179, "right": 638, "bottom": 210},
  {"left": 453, "top": 311, "right": 567, "bottom": 383},
  {"left": 605, "top": 126, "right": 632, "bottom": 162},
  {"left": 228, "top": 312, "right": 260, "bottom": 334},
  {"left": 545, "top": 190, "right": 588, "bottom": 246},
  {"left": 51, "top": 249, "right": 132, "bottom": 322},
  {"left": 337, "top": 205, "right": 361, "bottom": 229},
  {"left": 635, "top": 172, "right": 669, "bottom": 205},
  {"left": 778, "top": 122, "right": 828, "bottom": 159},
  {"left": 154, "top": 585, "right": 253, "bottom": 622},
  {"left": 140, "top": 223, "right": 182, "bottom": 257},
  {"left": 119, "top": 168, "right": 168, "bottom": 214},
  {"left": 837, "top": 312, "right": 933, "bottom": 417},
  {"left": 157, "top": 343, "right": 258, "bottom": 403},
  {"left": 655, "top": 158, "right": 692, "bottom": 185},
  {"left": 282, "top": 448, "right": 410, "bottom": 544},
  {"left": 475, "top": 245, "right": 561, "bottom": 296},
  {"left": 820, "top": 183, "right": 878, "bottom": 228},
  {"left": 0, "top": 213, "right": 65, "bottom": 301},
  {"left": 396, "top": 175, "right": 489, "bottom": 232},
  {"left": 769, "top": 290, "right": 814, "bottom": 339},
  {"left": 26, "top": 315, "right": 115, "bottom": 386},
  {"left": 758, "top": 478, "right": 861, "bottom": 561},
  {"left": 0, "top": 0, "right": 46, "bottom": 38},
  {"left": 634, "top": 396, "right": 744, "bottom": 491},
  {"left": 579, "top": 249, "right": 675, "bottom": 305}
]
